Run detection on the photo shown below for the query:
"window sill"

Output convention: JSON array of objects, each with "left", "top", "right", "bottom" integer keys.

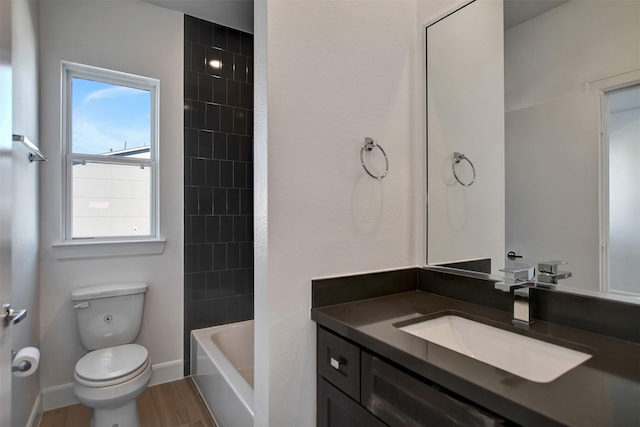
[{"left": 52, "top": 239, "right": 166, "bottom": 260}]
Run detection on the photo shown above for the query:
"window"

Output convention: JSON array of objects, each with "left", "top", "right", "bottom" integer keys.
[{"left": 61, "top": 62, "right": 159, "bottom": 243}]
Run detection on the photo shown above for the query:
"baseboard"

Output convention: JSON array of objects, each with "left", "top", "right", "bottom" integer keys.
[
  {"left": 150, "top": 359, "right": 184, "bottom": 386},
  {"left": 41, "top": 359, "right": 184, "bottom": 411},
  {"left": 26, "top": 393, "right": 42, "bottom": 427},
  {"left": 42, "top": 383, "right": 75, "bottom": 411}
]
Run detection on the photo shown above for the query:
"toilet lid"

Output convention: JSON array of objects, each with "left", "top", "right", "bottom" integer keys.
[{"left": 76, "top": 344, "right": 148, "bottom": 383}]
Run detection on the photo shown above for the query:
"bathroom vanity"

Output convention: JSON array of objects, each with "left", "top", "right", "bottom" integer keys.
[{"left": 311, "top": 268, "right": 640, "bottom": 426}]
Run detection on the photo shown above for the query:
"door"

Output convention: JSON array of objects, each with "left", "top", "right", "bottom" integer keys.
[{"left": 0, "top": 0, "right": 13, "bottom": 424}]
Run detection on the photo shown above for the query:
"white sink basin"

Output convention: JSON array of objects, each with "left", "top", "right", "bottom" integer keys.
[{"left": 398, "top": 315, "right": 591, "bottom": 383}]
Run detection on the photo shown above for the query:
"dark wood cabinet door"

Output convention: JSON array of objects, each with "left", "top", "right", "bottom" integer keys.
[{"left": 318, "top": 377, "right": 387, "bottom": 427}]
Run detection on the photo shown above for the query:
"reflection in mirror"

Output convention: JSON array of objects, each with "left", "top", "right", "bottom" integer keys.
[{"left": 426, "top": 0, "right": 640, "bottom": 301}]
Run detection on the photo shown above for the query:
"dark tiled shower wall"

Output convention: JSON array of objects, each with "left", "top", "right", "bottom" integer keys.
[{"left": 184, "top": 15, "right": 254, "bottom": 374}]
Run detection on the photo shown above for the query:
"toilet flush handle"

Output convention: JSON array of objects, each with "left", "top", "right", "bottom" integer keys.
[{"left": 73, "top": 302, "right": 90, "bottom": 309}]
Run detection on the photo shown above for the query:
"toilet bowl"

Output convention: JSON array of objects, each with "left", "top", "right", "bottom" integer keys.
[{"left": 71, "top": 283, "right": 151, "bottom": 427}]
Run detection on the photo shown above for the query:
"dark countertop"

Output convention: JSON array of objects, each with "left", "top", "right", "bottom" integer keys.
[{"left": 311, "top": 290, "right": 640, "bottom": 427}]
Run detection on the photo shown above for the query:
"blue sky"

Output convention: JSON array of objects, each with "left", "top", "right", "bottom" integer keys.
[{"left": 72, "top": 78, "right": 151, "bottom": 155}]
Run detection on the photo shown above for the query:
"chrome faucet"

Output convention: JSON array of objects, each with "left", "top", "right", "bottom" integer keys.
[
  {"left": 495, "top": 265, "right": 537, "bottom": 329},
  {"left": 538, "top": 261, "right": 572, "bottom": 284}
]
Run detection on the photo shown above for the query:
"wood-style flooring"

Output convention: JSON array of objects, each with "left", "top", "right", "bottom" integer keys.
[{"left": 39, "top": 378, "right": 216, "bottom": 427}]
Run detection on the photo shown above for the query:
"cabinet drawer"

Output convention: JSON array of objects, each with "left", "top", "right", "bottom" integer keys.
[
  {"left": 362, "top": 352, "right": 511, "bottom": 426},
  {"left": 317, "top": 327, "right": 361, "bottom": 401},
  {"left": 318, "top": 378, "right": 387, "bottom": 427}
]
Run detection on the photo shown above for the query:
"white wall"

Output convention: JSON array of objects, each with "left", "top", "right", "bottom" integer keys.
[
  {"left": 145, "top": 0, "right": 253, "bottom": 33},
  {"left": 504, "top": 0, "right": 640, "bottom": 290},
  {"left": 11, "top": 0, "right": 41, "bottom": 424},
  {"left": 38, "top": 0, "right": 184, "bottom": 409},
  {"left": 254, "top": 0, "right": 423, "bottom": 425}
]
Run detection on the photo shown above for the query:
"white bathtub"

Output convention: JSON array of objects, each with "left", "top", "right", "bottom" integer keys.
[{"left": 191, "top": 320, "right": 254, "bottom": 427}]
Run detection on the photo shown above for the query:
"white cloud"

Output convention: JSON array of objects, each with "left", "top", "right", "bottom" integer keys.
[{"left": 83, "top": 86, "right": 145, "bottom": 104}]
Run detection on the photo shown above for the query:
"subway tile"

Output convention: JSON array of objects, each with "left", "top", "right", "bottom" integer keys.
[
  {"left": 246, "top": 110, "right": 253, "bottom": 135},
  {"left": 205, "top": 103, "right": 220, "bottom": 131},
  {"left": 185, "top": 70, "right": 198, "bottom": 100},
  {"left": 234, "top": 109, "right": 247, "bottom": 135},
  {"left": 205, "top": 159, "right": 219, "bottom": 187},
  {"left": 206, "top": 47, "right": 222, "bottom": 77},
  {"left": 191, "top": 158, "right": 206, "bottom": 186},
  {"left": 191, "top": 215, "right": 205, "bottom": 244},
  {"left": 227, "top": 296, "right": 241, "bottom": 322},
  {"left": 247, "top": 215, "right": 254, "bottom": 241},
  {"left": 247, "top": 266, "right": 254, "bottom": 291},
  {"left": 198, "top": 74, "right": 213, "bottom": 103},
  {"left": 212, "top": 298, "right": 227, "bottom": 325},
  {"left": 220, "top": 271, "right": 235, "bottom": 296},
  {"left": 213, "top": 77, "right": 226, "bottom": 104},
  {"left": 198, "top": 18, "right": 213, "bottom": 46},
  {"left": 184, "top": 128, "right": 198, "bottom": 157},
  {"left": 240, "top": 83, "right": 252, "bottom": 109},
  {"left": 184, "top": 244, "right": 198, "bottom": 273},
  {"left": 184, "top": 100, "right": 192, "bottom": 128},
  {"left": 213, "top": 24, "right": 227, "bottom": 50},
  {"left": 184, "top": 157, "right": 192, "bottom": 186},
  {"left": 198, "top": 187, "right": 212, "bottom": 215},
  {"left": 185, "top": 186, "right": 199, "bottom": 215},
  {"left": 241, "top": 33, "right": 253, "bottom": 57},
  {"left": 234, "top": 55, "right": 247, "bottom": 83},
  {"left": 240, "top": 136, "right": 252, "bottom": 162},
  {"left": 239, "top": 294, "right": 254, "bottom": 319},
  {"left": 213, "top": 243, "right": 227, "bottom": 271},
  {"left": 213, "top": 188, "right": 226, "bottom": 214},
  {"left": 227, "top": 28, "right": 241, "bottom": 53},
  {"left": 206, "top": 215, "right": 220, "bottom": 243},
  {"left": 240, "top": 189, "right": 252, "bottom": 215},
  {"left": 220, "top": 106, "right": 233, "bottom": 133},
  {"left": 198, "top": 130, "right": 213, "bottom": 159},
  {"left": 227, "top": 134, "right": 240, "bottom": 160},
  {"left": 213, "top": 132, "right": 227, "bottom": 159},
  {"left": 234, "top": 216, "right": 247, "bottom": 241},
  {"left": 227, "top": 79, "right": 240, "bottom": 108},
  {"left": 184, "top": 273, "right": 193, "bottom": 302},
  {"left": 221, "top": 51, "right": 234, "bottom": 79},
  {"left": 227, "top": 189, "right": 240, "bottom": 215},
  {"left": 198, "top": 243, "right": 212, "bottom": 272},
  {"left": 191, "top": 43, "right": 206, "bottom": 73},
  {"left": 234, "top": 162, "right": 247, "bottom": 188},
  {"left": 234, "top": 269, "right": 248, "bottom": 295},
  {"left": 220, "top": 216, "right": 233, "bottom": 242},
  {"left": 197, "top": 300, "right": 214, "bottom": 327},
  {"left": 191, "top": 100, "right": 205, "bottom": 129},
  {"left": 220, "top": 160, "right": 233, "bottom": 187},
  {"left": 192, "top": 272, "right": 207, "bottom": 301},
  {"left": 247, "top": 57, "right": 253, "bottom": 83},
  {"left": 227, "top": 242, "right": 240, "bottom": 269},
  {"left": 240, "top": 242, "right": 253, "bottom": 268},
  {"left": 184, "top": 15, "right": 198, "bottom": 42},
  {"left": 206, "top": 271, "right": 221, "bottom": 299},
  {"left": 184, "top": 216, "right": 192, "bottom": 244},
  {"left": 184, "top": 41, "right": 191, "bottom": 72},
  {"left": 246, "top": 163, "right": 253, "bottom": 189}
]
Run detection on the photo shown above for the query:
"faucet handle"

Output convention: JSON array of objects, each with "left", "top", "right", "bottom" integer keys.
[
  {"left": 500, "top": 265, "right": 535, "bottom": 282},
  {"left": 538, "top": 261, "right": 567, "bottom": 274}
]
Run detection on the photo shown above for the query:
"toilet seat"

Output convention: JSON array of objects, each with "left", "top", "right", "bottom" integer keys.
[{"left": 75, "top": 344, "right": 150, "bottom": 387}]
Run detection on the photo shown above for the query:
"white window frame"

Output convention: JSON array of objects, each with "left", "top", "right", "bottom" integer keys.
[{"left": 55, "top": 61, "right": 164, "bottom": 259}]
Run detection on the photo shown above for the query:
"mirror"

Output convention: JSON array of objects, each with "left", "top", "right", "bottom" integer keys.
[{"left": 426, "top": 0, "right": 640, "bottom": 300}]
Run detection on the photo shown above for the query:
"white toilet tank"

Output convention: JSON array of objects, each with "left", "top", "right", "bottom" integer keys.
[{"left": 72, "top": 282, "right": 148, "bottom": 351}]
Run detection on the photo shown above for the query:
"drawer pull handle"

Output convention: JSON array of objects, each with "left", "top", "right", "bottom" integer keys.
[{"left": 330, "top": 357, "right": 340, "bottom": 370}]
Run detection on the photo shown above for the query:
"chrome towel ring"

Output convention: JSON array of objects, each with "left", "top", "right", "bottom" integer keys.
[
  {"left": 360, "top": 137, "right": 389, "bottom": 180},
  {"left": 452, "top": 152, "right": 475, "bottom": 187}
]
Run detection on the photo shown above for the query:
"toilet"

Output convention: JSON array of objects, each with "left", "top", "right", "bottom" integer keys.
[{"left": 71, "top": 282, "right": 152, "bottom": 427}]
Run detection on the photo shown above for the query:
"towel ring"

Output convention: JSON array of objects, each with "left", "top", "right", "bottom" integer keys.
[
  {"left": 452, "top": 152, "right": 475, "bottom": 187},
  {"left": 360, "top": 137, "right": 389, "bottom": 180}
]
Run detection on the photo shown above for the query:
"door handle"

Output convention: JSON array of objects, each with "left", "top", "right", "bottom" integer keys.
[{"left": 2, "top": 304, "right": 27, "bottom": 327}]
